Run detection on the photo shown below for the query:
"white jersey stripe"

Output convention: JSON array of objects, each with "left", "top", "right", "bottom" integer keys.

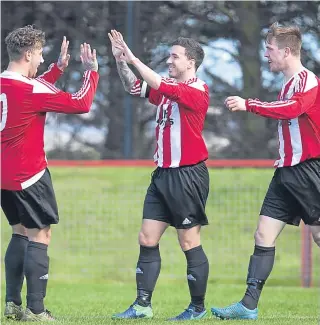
[
  {"left": 130, "top": 85, "right": 141, "bottom": 95},
  {"left": 275, "top": 69, "right": 317, "bottom": 168},
  {"left": 149, "top": 77, "right": 209, "bottom": 168},
  {"left": 248, "top": 99, "right": 297, "bottom": 107},
  {"left": 276, "top": 73, "right": 297, "bottom": 167},
  {"left": 161, "top": 79, "right": 178, "bottom": 86},
  {"left": 76, "top": 71, "right": 91, "bottom": 98},
  {"left": 32, "top": 80, "right": 56, "bottom": 94},
  {"left": 303, "top": 71, "right": 318, "bottom": 92},
  {"left": 155, "top": 97, "right": 166, "bottom": 167},
  {"left": 298, "top": 71, "right": 307, "bottom": 92},
  {"left": 289, "top": 118, "right": 303, "bottom": 165},
  {"left": 155, "top": 97, "right": 166, "bottom": 129},
  {"left": 277, "top": 121, "right": 285, "bottom": 167},
  {"left": 21, "top": 169, "right": 46, "bottom": 189},
  {"left": 157, "top": 123, "right": 164, "bottom": 167},
  {"left": 284, "top": 74, "right": 300, "bottom": 166},
  {"left": 75, "top": 71, "right": 90, "bottom": 98},
  {"left": 71, "top": 71, "right": 91, "bottom": 99},
  {"left": 140, "top": 81, "right": 148, "bottom": 97},
  {"left": 287, "top": 75, "right": 297, "bottom": 99},
  {"left": 170, "top": 102, "right": 181, "bottom": 167},
  {"left": 130, "top": 89, "right": 141, "bottom": 95},
  {"left": 36, "top": 78, "right": 60, "bottom": 93},
  {"left": 71, "top": 72, "right": 91, "bottom": 99}
]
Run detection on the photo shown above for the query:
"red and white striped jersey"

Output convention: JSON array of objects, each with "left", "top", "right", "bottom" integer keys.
[
  {"left": 1, "top": 63, "right": 99, "bottom": 190},
  {"left": 246, "top": 69, "right": 320, "bottom": 168},
  {"left": 131, "top": 77, "right": 209, "bottom": 168}
]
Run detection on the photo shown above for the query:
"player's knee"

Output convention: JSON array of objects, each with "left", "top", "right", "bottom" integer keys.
[
  {"left": 27, "top": 226, "right": 51, "bottom": 245},
  {"left": 12, "top": 224, "right": 27, "bottom": 236},
  {"left": 254, "top": 228, "right": 265, "bottom": 244},
  {"left": 312, "top": 232, "right": 320, "bottom": 247},
  {"left": 254, "top": 228, "right": 275, "bottom": 246},
  {"left": 180, "top": 241, "right": 192, "bottom": 251},
  {"left": 45, "top": 227, "right": 52, "bottom": 242},
  {"left": 138, "top": 231, "right": 159, "bottom": 247},
  {"left": 179, "top": 238, "right": 200, "bottom": 251}
]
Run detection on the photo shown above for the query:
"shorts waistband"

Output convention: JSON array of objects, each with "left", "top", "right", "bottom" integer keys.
[{"left": 152, "top": 160, "right": 206, "bottom": 179}]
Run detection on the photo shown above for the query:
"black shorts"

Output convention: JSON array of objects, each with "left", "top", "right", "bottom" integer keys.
[
  {"left": 260, "top": 159, "right": 320, "bottom": 226},
  {"left": 143, "top": 161, "right": 209, "bottom": 229},
  {"left": 1, "top": 168, "right": 59, "bottom": 229}
]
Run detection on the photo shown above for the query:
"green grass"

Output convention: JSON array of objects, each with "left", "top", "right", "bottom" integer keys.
[
  {"left": 1, "top": 282, "right": 319, "bottom": 324},
  {"left": 1, "top": 167, "right": 320, "bottom": 324}
]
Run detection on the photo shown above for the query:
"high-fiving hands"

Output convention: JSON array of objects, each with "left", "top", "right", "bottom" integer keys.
[
  {"left": 108, "top": 30, "right": 136, "bottom": 64},
  {"left": 57, "top": 36, "right": 98, "bottom": 72},
  {"left": 108, "top": 30, "right": 125, "bottom": 61},
  {"left": 225, "top": 96, "right": 247, "bottom": 112},
  {"left": 80, "top": 43, "right": 98, "bottom": 72},
  {"left": 57, "top": 36, "right": 71, "bottom": 71}
]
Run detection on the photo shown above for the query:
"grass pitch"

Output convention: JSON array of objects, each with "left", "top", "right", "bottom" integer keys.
[{"left": 1, "top": 167, "right": 319, "bottom": 324}]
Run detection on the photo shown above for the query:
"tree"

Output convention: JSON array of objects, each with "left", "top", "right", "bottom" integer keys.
[{"left": 2, "top": 1, "right": 319, "bottom": 159}]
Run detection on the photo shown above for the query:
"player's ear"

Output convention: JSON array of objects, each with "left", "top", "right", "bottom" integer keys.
[
  {"left": 188, "top": 58, "right": 195, "bottom": 70},
  {"left": 284, "top": 47, "right": 290, "bottom": 58},
  {"left": 25, "top": 49, "right": 32, "bottom": 62}
]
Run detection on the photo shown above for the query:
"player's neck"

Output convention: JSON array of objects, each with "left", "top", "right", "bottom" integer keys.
[
  {"left": 282, "top": 59, "right": 304, "bottom": 83},
  {"left": 6, "top": 61, "right": 29, "bottom": 78},
  {"left": 176, "top": 71, "right": 196, "bottom": 83}
]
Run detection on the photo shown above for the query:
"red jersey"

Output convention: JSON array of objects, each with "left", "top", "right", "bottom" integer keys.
[
  {"left": 1, "top": 63, "right": 99, "bottom": 190},
  {"left": 246, "top": 69, "right": 320, "bottom": 167},
  {"left": 131, "top": 77, "right": 209, "bottom": 168}
]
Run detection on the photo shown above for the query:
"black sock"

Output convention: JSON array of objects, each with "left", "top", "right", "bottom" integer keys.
[
  {"left": 24, "top": 241, "right": 49, "bottom": 314},
  {"left": 136, "top": 245, "right": 161, "bottom": 307},
  {"left": 5, "top": 234, "right": 29, "bottom": 305},
  {"left": 185, "top": 245, "right": 209, "bottom": 312},
  {"left": 241, "top": 245, "right": 275, "bottom": 310}
]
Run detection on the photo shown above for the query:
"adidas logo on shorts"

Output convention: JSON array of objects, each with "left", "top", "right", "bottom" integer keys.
[
  {"left": 136, "top": 267, "right": 143, "bottom": 274},
  {"left": 187, "top": 274, "right": 196, "bottom": 281},
  {"left": 182, "top": 218, "right": 191, "bottom": 225}
]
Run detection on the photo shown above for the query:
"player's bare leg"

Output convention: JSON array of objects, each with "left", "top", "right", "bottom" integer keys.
[{"left": 310, "top": 225, "right": 320, "bottom": 247}]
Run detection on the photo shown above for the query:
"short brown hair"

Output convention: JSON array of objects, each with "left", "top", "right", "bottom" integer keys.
[
  {"left": 5, "top": 25, "right": 45, "bottom": 61},
  {"left": 266, "top": 22, "right": 302, "bottom": 57},
  {"left": 171, "top": 37, "right": 204, "bottom": 70}
]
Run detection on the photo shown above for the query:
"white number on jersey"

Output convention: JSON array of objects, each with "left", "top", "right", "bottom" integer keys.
[{"left": 1, "top": 93, "right": 8, "bottom": 131}]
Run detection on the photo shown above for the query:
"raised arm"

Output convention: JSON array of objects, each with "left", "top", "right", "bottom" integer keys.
[
  {"left": 34, "top": 71, "right": 98, "bottom": 114},
  {"left": 33, "top": 43, "right": 99, "bottom": 114},
  {"left": 129, "top": 57, "right": 161, "bottom": 90},
  {"left": 116, "top": 60, "right": 137, "bottom": 92},
  {"left": 37, "top": 63, "right": 63, "bottom": 84},
  {"left": 37, "top": 36, "right": 71, "bottom": 84},
  {"left": 108, "top": 30, "right": 161, "bottom": 90},
  {"left": 108, "top": 31, "right": 137, "bottom": 92}
]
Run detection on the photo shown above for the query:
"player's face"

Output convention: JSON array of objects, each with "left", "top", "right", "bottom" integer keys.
[
  {"left": 28, "top": 47, "right": 44, "bottom": 78},
  {"left": 166, "top": 45, "right": 194, "bottom": 79},
  {"left": 264, "top": 38, "right": 287, "bottom": 73}
]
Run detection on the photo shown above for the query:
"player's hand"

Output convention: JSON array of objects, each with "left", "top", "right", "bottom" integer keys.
[
  {"left": 108, "top": 30, "right": 136, "bottom": 64},
  {"left": 57, "top": 36, "right": 71, "bottom": 71},
  {"left": 108, "top": 30, "right": 126, "bottom": 61},
  {"left": 225, "top": 96, "right": 247, "bottom": 112},
  {"left": 80, "top": 43, "right": 98, "bottom": 72}
]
